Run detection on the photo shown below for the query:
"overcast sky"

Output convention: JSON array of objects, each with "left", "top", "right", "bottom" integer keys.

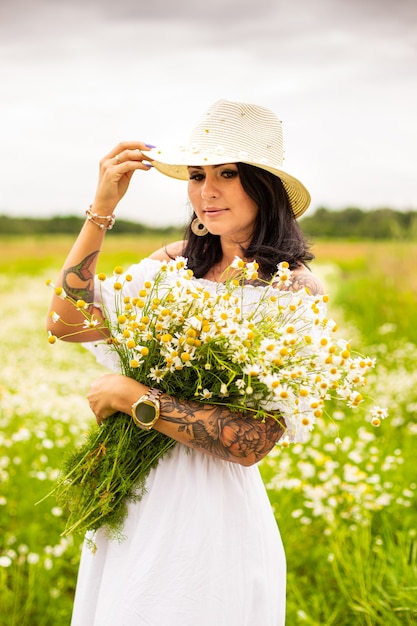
[{"left": 0, "top": 0, "right": 416, "bottom": 226}]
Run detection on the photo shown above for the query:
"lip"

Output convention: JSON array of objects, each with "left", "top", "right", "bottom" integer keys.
[{"left": 203, "top": 207, "right": 228, "bottom": 216}]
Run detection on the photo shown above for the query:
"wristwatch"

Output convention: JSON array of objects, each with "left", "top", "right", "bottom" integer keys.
[{"left": 131, "top": 388, "right": 163, "bottom": 430}]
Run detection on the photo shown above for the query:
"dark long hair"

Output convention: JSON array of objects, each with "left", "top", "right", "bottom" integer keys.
[{"left": 181, "top": 163, "right": 314, "bottom": 279}]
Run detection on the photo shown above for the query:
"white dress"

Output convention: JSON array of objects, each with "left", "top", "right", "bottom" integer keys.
[{"left": 71, "top": 258, "right": 286, "bottom": 626}]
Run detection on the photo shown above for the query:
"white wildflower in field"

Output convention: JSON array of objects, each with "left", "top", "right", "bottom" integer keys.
[
  {"left": 27, "top": 553, "right": 40, "bottom": 565},
  {"left": 1, "top": 248, "right": 416, "bottom": 624}
]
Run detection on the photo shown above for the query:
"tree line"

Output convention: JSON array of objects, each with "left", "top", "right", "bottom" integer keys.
[
  {"left": 0, "top": 207, "right": 416, "bottom": 239},
  {"left": 300, "top": 207, "right": 417, "bottom": 239},
  {"left": 0, "top": 215, "right": 181, "bottom": 237}
]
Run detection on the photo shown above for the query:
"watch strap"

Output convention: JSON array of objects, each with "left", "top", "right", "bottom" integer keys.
[{"left": 148, "top": 388, "right": 163, "bottom": 404}]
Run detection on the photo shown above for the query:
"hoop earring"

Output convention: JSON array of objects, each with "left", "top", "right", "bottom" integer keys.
[{"left": 191, "top": 218, "right": 208, "bottom": 236}]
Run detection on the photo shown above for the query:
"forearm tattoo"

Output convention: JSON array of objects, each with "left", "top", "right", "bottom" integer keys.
[
  {"left": 160, "top": 396, "right": 284, "bottom": 464},
  {"left": 62, "top": 251, "right": 99, "bottom": 302}
]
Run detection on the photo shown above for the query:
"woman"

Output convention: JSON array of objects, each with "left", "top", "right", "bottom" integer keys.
[{"left": 47, "top": 100, "right": 323, "bottom": 625}]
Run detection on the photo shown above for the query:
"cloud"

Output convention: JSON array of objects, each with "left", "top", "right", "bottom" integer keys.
[
  {"left": 0, "top": 0, "right": 278, "bottom": 23},
  {"left": 0, "top": 0, "right": 416, "bottom": 224}
]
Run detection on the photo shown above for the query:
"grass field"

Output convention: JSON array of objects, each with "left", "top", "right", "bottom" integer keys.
[{"left": 0, "top": 235, "right": 416, "bottom": 625}]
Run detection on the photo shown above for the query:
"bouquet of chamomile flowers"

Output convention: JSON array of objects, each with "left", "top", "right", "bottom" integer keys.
[{"left": 45, "top": 257, "right": 387, "bottom": 545}]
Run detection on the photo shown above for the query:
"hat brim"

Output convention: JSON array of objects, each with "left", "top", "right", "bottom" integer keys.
[{"left": 143, "top": 147, "right": 310, "bottom": 219}]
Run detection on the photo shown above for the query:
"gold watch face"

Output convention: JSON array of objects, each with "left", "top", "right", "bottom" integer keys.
[{"left": 134, "top": 400, "right": 157, "bottom": 425}]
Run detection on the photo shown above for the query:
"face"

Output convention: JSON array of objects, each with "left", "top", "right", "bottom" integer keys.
[{"left": 187, "top": 164, "right": 259, "bottom": 243}]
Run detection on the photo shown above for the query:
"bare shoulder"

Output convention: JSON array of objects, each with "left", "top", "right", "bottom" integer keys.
[
  {"left": 289, "top": 267, "right": 325, "bottom": 295},
  {"left": 149, "top": 240, "right": 187, "bottom": 261}
]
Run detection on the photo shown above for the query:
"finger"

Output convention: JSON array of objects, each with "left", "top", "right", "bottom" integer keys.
[
  {"left": 95, "top": 408, "right": 117, "bottom": 426},
  {"left": 112, "top": 148, "right": 154, "bottom": 169},
  {"left": 89, "top": 401, "right": 107, "bottom": 425},
  {"left": 105, "top": 141, "right": 156, "bottom": 162}
]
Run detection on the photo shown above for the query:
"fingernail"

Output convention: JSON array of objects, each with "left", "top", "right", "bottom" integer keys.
[
  {"left": 145, "top": 143, "right": 156, "bottom": 148},
  {"left": 144, "top": 161, "right": 153, "bottom": 168}
]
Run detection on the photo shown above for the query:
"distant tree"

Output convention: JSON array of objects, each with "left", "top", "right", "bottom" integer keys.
[
  {"left": 300, "top": 207, "right": 417, "bottom": 240},
  {"left": 0, "top": 209, "right": 416, "bottom": 239},
  {"left": 0, "top": 215, "right": 184, "bottom": 237}
]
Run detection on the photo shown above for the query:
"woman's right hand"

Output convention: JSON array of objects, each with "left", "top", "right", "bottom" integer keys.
[
  {"left": 91, "top": 141, "right": 155, "bottom": 214},
  {"left": 87, "top": 373, "right": 146, "bottom": 425}
]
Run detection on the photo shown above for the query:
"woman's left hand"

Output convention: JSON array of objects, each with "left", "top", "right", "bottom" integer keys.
[{"left": 87, "top": 373, "right": 147, "bottom": 425}]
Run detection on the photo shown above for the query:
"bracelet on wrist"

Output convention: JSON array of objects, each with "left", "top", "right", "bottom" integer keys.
[{"left": 85, "top": 206, "right": 116, "bottom": 230}]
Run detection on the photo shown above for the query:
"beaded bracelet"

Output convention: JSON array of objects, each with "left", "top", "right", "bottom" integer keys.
[{"left": 85, "top": 207, "right": 116, "bottom": 230}]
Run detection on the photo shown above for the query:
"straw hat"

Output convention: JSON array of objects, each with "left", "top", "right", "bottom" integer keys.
[{"left": 143, "top": 99, "right": 311, "bottom": 218}]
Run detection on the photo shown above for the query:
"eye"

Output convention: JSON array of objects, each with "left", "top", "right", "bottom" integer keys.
[
  {"left": 219, "top": 165, "right": 239, "bottom": 179},
  {"left": 221, "top": 169, "right": 238, "bottom": 179},
  {"left": 188, "top": 171, "right": 204, "bottom": 181}
]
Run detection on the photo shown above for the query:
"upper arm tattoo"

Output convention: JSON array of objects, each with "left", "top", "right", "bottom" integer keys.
[
  {"left": 289, "top": 273, "right": 324, "bottom": 295},
  {"left": 160, "top": 396, "right": 284, "bottom": 464},
  {"left": 62, "top": 251, "right": 99, "bottom": 302}
]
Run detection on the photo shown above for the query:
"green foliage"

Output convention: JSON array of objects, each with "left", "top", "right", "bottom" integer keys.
[
  {"left": 1, "top": 207, "right": 417, "bottom": 239},
  {"left": 300, "top": 206, "right": 417, "bottom": 240},
  {"left": 0, "top": 214, "right": 183, "bottom": 237},
  {"left": 320, "top": 245, "right": 417, "bottom": 345},
  {"left": 0, "top": 239, "right": 416, "bottom": 625},
  {"left": 52, "top": 416, "right": 175, "bottom": 543}
]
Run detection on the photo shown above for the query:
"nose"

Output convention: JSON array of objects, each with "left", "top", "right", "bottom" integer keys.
[{"left": 201, "top": 174, "right": 218, "bottom": 200}]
